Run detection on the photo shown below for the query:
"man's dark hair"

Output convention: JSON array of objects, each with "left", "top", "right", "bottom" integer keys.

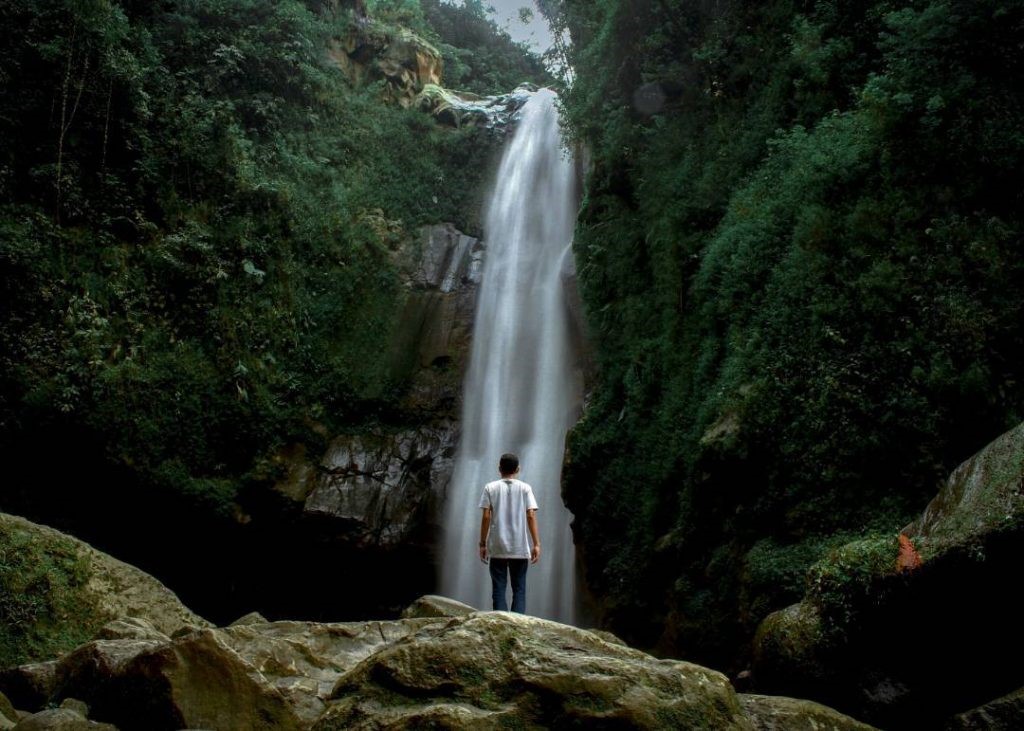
[{"left": 499, "top": 453, "right": 519, "bottom": 475}]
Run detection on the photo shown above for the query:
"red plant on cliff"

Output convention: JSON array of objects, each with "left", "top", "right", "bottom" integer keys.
[{"left": 897, "top": 534, "right": 923, "bottom": 572}]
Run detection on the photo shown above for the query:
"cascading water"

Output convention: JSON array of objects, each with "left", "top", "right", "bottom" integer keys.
[{"left": 440, "top": 88, "right": 583, "bottom": 623}]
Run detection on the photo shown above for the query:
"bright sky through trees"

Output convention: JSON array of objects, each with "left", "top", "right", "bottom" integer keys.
[{"left": 448, "top": 0, "right": 556, "bottom": 53}]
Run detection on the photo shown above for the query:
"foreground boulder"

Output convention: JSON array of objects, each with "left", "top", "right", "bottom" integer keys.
[
  {"left": 2, "top": 600, "right": 874, "bottom": 729},
  {"left": 318, "top": 611, "right": 749, "bottom": 729},
  {"left": 947, "top": 685, "right": 1024, "bottom": 730},
  {"left": 315, "top": 611, "right": 874, "bottom": 730},
  {"left": 11, "top": 617, "right": 446, "bottom": 729},
  {"left": 11, "top": 707, "right": 115, "bottom": 730},
  {"left": 753, "top": 422, "right": 1024, "bottom": 728},
  {"left": 0, "top": 662, "right": 57, "bottom": 711},
  {"left": 0, "top": 513, "right": 209, "bottom": 670},
  {"left": 740, "top": 695, "right": 875, "bottom": 731}
]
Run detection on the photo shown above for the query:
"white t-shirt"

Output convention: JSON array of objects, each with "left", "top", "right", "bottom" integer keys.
[{"left": 478, "top": 478, "right": 539, "bottom": 559}]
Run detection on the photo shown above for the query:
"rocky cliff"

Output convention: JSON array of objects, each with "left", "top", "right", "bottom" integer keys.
[
  {"left": 269, "top": 223, "right": 483, "bottom": 548},
  {"left": 327, "top": 14, "right": 534, "bottom": 133}
]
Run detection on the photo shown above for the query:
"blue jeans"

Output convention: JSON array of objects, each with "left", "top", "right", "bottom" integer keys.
[{"left": 489, "top": 557, "right": 528, "bottom": 613}]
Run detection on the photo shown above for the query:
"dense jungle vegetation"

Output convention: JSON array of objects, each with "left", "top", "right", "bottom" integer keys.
[
  {"left": 0, "top": 0, "right": 550, "bottom": 623},
  {"left": 546, "top": 0, "right": 1024, "bottom": 667},
  {"left": 0, "top": 0, "right": 546, "bottom": 520}
]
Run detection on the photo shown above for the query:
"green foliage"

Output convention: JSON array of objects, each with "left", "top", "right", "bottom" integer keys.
[
  {"left": 552, "top": 0, "right": 1024, "bottom": 663},
  {"left": 743, "top": 534, "right": 858, "bottom": 622},
  {"left": 0, "top": 1, "right": 537, "bottom": 534},
  {"left": 0, "top": 521, "right": 103, "bottom": 667},
  {"left": 805, "top": 534, "right": 900, "bottom": 641}
]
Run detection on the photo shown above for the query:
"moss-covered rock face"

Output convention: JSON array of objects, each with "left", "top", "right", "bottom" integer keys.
[
  {"left": 751, "top": 422, "right": 1024, "bottom": 728},
  {"left": 903, "top": 421, "right": 1024, "bottom": 556},
  {"left": 329, "top": 19, "right": 444, "bottom": 107},
  {"left": 0, "top": 514, "right": 208, "bottom": 669}
]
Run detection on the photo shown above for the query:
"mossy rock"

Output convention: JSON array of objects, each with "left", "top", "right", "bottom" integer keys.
[
  {"left": 750, "top": 422, "right": 1024, "bottom": 726},
  {"left": 904, "top": 421, "right": 1024, "bottom": 558},
  {"left": 753, "top": 602, "right": 825, "bottom": 681},
  {"left": 0, "top": 513, "right": 209, "bottom": 669},
  {"left": 804, "top": 534, "right": 901, "bottom": 638}
]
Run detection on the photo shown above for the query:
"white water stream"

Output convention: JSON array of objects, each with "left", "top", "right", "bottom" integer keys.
[{"left": 439, "top": 89, "right": 582, "bottom": 622}]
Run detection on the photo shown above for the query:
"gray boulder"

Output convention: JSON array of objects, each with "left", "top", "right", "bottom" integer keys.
[
  {"left": 0, "top": 663, "right": 56, "bottom": 712},
  {"left": 11, "top": 708, "right": 115, "bottom": 731},
  {"left": 94, "top": 618, "right": 168, "bottom": 643},
  {"left": 314, "top": 611, "right": 865, "bottom": 730},
  {"left": 228, "top": 612, "right": 268, "bottom": 627},
  {"left": 399, "top": 595, "right": 475, "bottom": 619}
]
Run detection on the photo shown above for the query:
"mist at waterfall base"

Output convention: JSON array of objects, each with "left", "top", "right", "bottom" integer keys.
[{"left": 439, "top": 89, "right": 584, "bottom": 623}]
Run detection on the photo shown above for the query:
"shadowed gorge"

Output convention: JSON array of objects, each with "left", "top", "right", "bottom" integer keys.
[{"left": 2, "top": 0, "right": 1024, "bottom": 728}]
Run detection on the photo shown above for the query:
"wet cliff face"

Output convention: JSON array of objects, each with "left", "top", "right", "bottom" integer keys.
[
  {"left": 228, "top": 222, "right": 495, "bottom": 621},
  {"left": 264, "top": 223, "right": 485, "bottom": 578}
]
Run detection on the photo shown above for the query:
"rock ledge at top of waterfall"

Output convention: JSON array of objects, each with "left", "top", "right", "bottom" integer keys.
[{"left": 416, "top": 82, "right": 537, "bottom": 132}]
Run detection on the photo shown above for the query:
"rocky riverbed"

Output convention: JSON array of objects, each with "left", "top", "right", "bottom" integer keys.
[{"left": 0, "top": 515, "right": 874, "bottom": 730}]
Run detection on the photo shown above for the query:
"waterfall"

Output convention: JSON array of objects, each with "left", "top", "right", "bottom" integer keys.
[{"left": 439, "top": 88, "right": 582, "bottom": 623}]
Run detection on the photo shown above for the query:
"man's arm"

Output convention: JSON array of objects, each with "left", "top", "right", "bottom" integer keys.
[
  {"left": 527, "top": 508, "right": 541, "bottom": 564},
  {"left": 479, "top": 507, "right": 491, "bottom": 562}
]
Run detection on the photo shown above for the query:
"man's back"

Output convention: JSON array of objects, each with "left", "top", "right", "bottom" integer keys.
[{"left": 479, "top": 478, "right": 538, "bottom": 559}]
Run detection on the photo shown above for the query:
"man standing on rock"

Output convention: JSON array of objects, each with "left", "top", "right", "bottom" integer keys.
[{"left": 478, "top": 453, "right": 541, "bottom": 613}]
